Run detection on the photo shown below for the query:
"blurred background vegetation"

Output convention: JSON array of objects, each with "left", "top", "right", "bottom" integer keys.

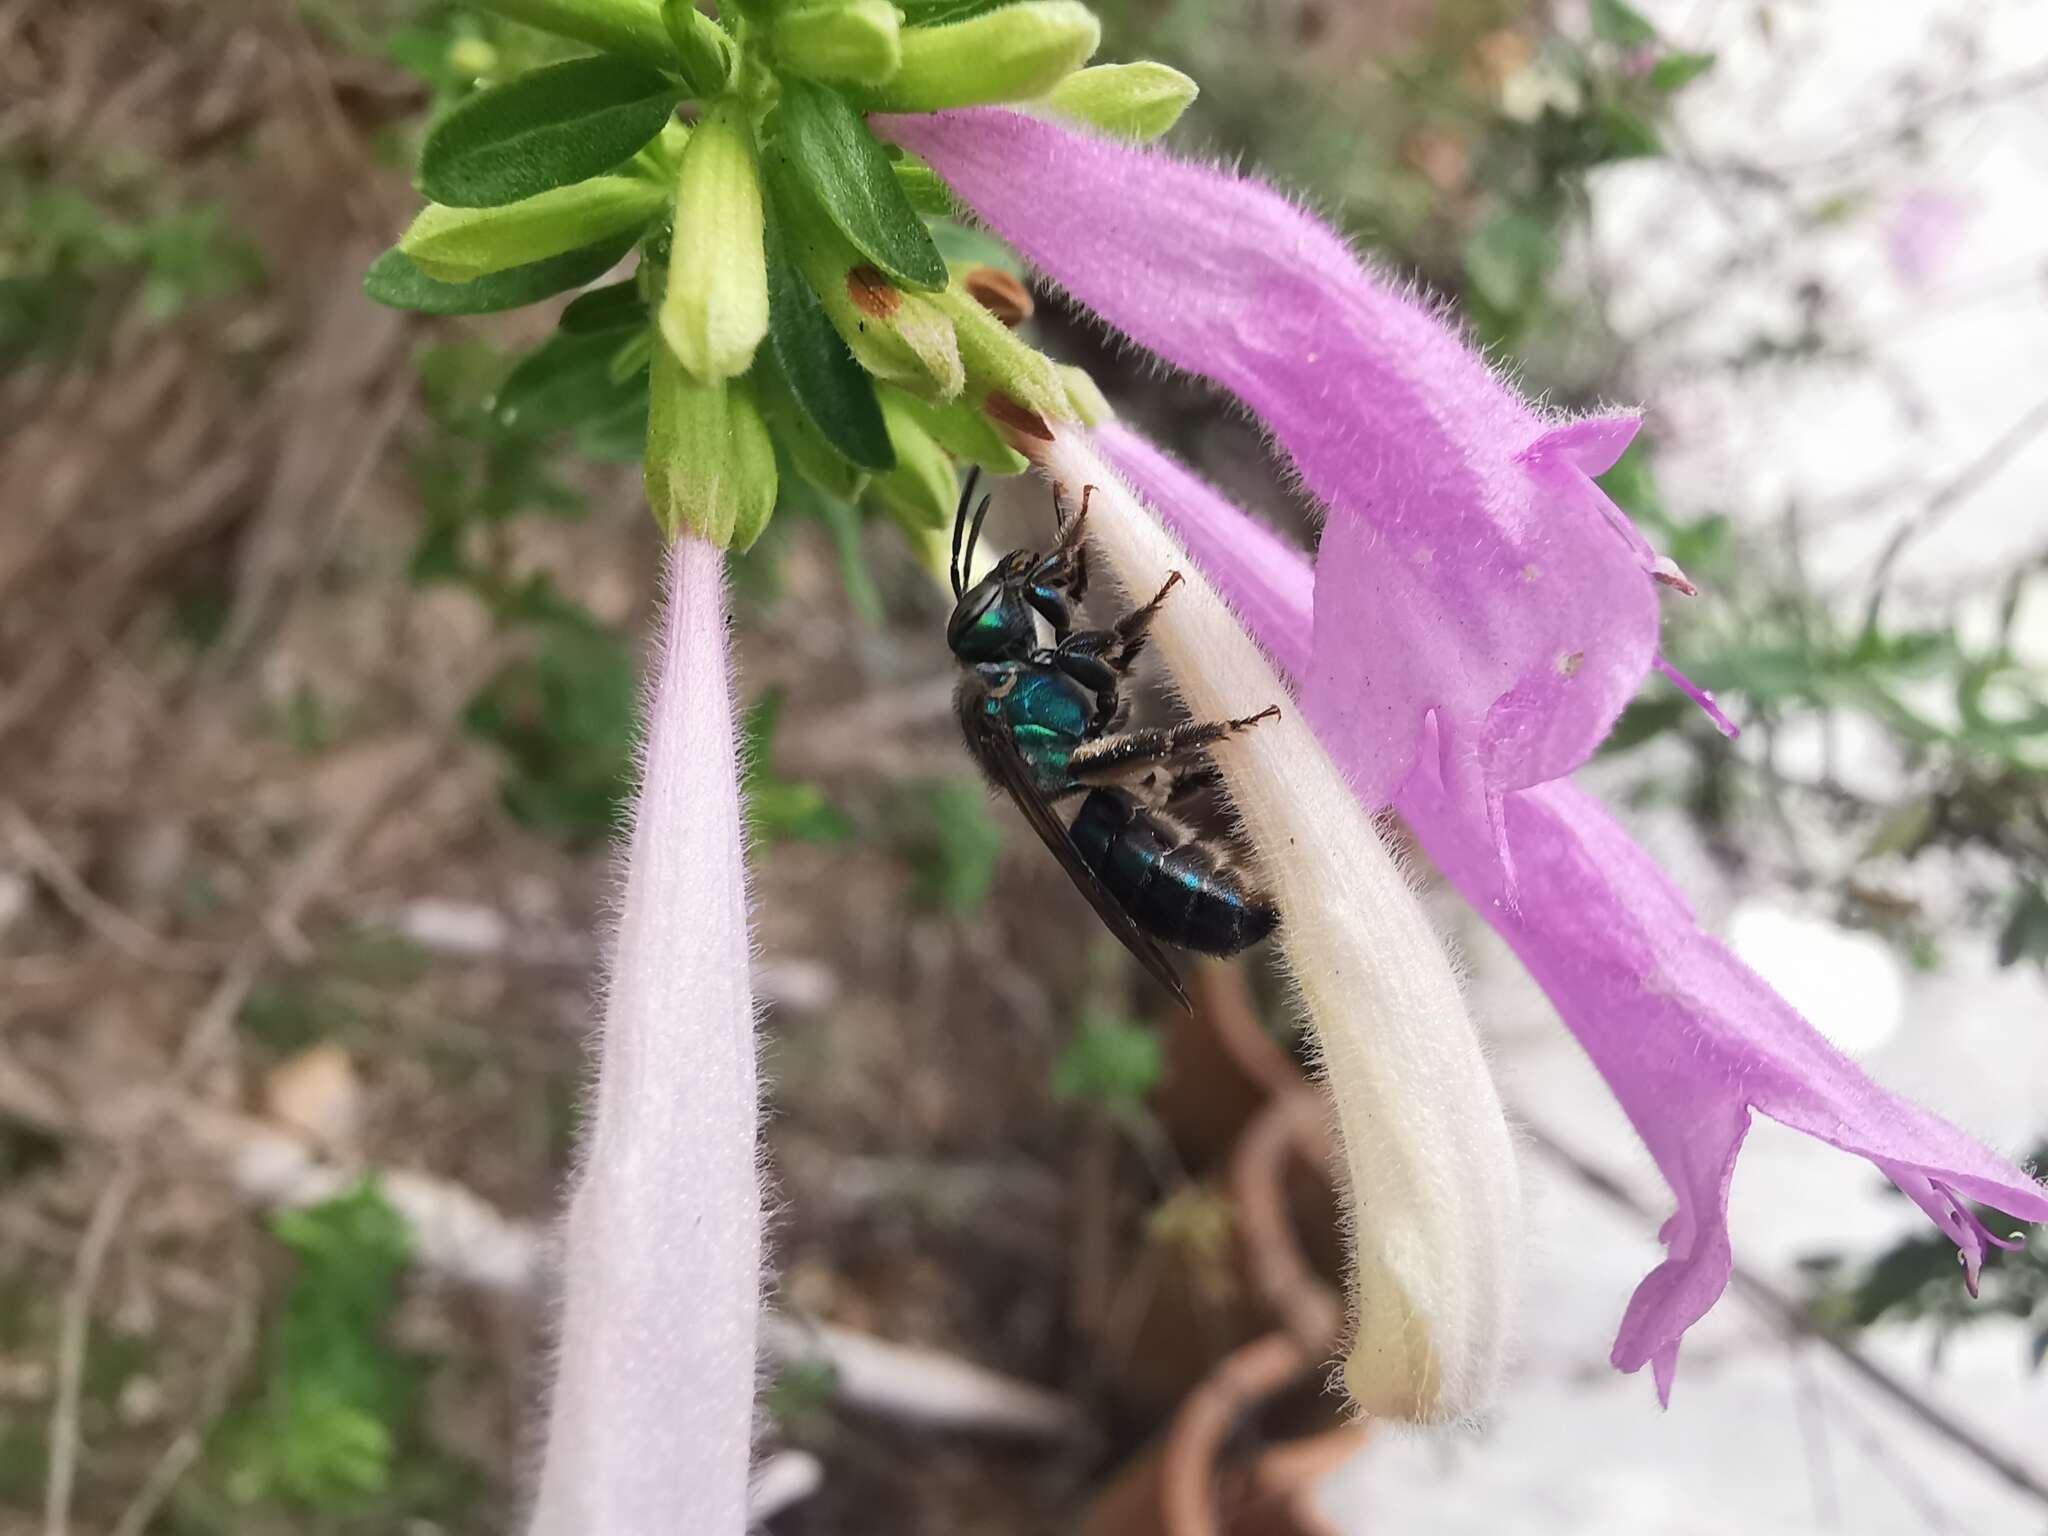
[{"left": 2, "top": 1, "right": 2042, "bottom": 1532}]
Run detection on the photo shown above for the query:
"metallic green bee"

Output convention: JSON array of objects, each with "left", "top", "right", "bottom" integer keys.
[{"left": 947, "top": 472, "right": 1281, "bottom": 1009}]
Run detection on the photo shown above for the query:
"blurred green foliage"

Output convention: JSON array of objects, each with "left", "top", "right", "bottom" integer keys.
[
  {"left": 743, "top": 691, "right": 857, "bottom": 846},
  {"left": 213, "top": 1184, "right": 416, "bottom": 1507},
  {"left": 903, "top": 778, "right": 1005, "bottom": 913},
  {"left": 1601, "top": 439, "right": 2048, "bottom": 973},
  {"left": 1803, "top": 1146, "right": 2048, "bottom": 1371},
  {"left": 0, "top": 158, "right": 261, "bottom": 360},
  {"left": 1050, "top": 1004, "right": 1162, "bottom": 1119}
]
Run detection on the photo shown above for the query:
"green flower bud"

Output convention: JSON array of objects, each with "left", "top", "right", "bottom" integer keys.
[
  {"left": 1045, "top": 61, "right": 1197, "bottom": 140},
  {"left": 446, "top": 36, "right": 499, "bottom": 79},
  {"left": 659, "top": 0, "right": 735, "bottom": 95},
  {"left": 645, "top": 337, "right": 778, "bottom": 549},
  {"left": 1057, "top": 362, "right": 1112, "bottom": 426},
  {"left": 868, "top": 1, "right": 1100, "bottom": 112},
  {"left": 661, "top": 100, "right": 770, "bottom": 383},
  {"left": 771, "top": 0, "right": 903, "bottom": 86},
  {"left": 769, "top": 156, "right": 964, "bottom": 399},
  {"left": 399, "top": 176, "right": 666, "bottom": 282},
  {"left": 932, "top": 273, "right": 1074, "bottom": 430},
  {"left": 891, "top": 391, "right": 1029, "bottom": 476},
  {"left": 871, "top": 388, "right": 960, "bottom": 532}
]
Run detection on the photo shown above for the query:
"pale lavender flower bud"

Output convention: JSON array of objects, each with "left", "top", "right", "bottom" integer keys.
[{"left": 528, "top": 536, "right": 761, "bottom": 1535}]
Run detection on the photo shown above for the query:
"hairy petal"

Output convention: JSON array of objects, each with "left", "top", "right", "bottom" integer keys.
[
  {"left": 879, "top": 108, "right": 1658, "bottom": 814},
  {"left": 1032, "top": 427, "right": 1523, "bottom": 1423},
  {"left": 1097, "top": 421, "right": 1313, "bottom": 678},
  {"left": 530, "top": 537, "right": 760, "bottom": 1534},
  {"left": 1107, "top": 432, "right": 2048, "bottom": 1400}
]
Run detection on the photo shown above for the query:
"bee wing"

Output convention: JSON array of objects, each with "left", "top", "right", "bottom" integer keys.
[{"left": 964, "top": 707, "right": 1191, "bottom": 1013}]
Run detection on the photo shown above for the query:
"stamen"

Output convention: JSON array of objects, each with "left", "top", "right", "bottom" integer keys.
[{"left": 1654, "top": 654, "right": 1738, "bottom": 739}]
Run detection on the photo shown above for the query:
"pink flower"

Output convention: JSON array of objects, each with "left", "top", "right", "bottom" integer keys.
[
  {"left": 1886, "top": 186, "right": 1974, "bottom": 289},
  {"left": 884, "top": 107, "right": 2048, "bottom": 1402},
  {"left": 528, "top": 537, "right": 761, "bottom": 1531}
]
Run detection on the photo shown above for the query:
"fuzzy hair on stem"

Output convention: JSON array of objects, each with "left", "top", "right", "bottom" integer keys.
[
  {"left": 1027, "top": 427, "right": 1524, "bottom": 1422},
  {"left": 527, "top": 535, "right": 763, "bottom": 1535}
]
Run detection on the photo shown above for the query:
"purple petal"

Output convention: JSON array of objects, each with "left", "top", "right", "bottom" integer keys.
[
  {"left": 1097, "top": 421, "right": 1312, "bottom": 677},
  {"left": 530, "top": 537, "right": 761, "bottom": 1534},
  {"left": 1105, "top": 432, "right": 2048, "bottom": 1399},
  {"left": 879, "top": 108, "right": 1659, "bottom": 813}
]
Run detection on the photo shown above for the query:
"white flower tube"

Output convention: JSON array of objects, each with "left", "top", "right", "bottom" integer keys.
[
  {"left": 529, "top": 536, "right": 761, "bottom": 1533},
  {"left": 1034, "top": 429, "right": 1523, "bottom": 1422}
]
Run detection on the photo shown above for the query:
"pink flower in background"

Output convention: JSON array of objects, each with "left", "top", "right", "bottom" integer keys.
[
  {"left": 884, "top": 107, "right": 2048, "bottom": 1400},
  {"left": 1886, "top": 186, "right": 1975, "bottom": 289},
  {"left": 529, "top": 537, "right": 760, "bottom": 1533}
]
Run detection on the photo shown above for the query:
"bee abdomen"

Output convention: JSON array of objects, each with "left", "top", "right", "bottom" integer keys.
[{"left": 1069, "top": 791, "right": 1279, "bottom": 959}]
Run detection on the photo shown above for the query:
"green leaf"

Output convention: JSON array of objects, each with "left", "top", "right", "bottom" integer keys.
[
  {"left": 766, "top": 208, "right": 894, "bottom": 471},
  {"left": 1462, "top": 209, "right": 1558, "bottom": 314},
  {"left": 895, "top": 0, "right": 1010, "bottom": 20},
  {"left": 930, "top": 218, "right": 1022, "bottom": 275},
  {"left": 779, "top": 78, "right": 948, "bottom": 292},
  {"left": 1996, "top": 883, "right": 2048, "bottom": 969},
  {"left": 1590, "top": 0, "right": 1657, "bottom": 47},
  {"left": 419, "top": 55, "right": 683, "bottom": 208},
  {"left": 893, "top": 159, "right": 957, "bottom": 217},
  {"left": 493, "top": 329, "right": 648, "bottom": 436},
  {"left": 575, "top": 397, "right": 651, "bottom": 462},
  {"left": 558, "top": 278, "right": 644, "bottom": 333},
  {"left": 1648, "top": 50, "right": 1716, "bottom": 91},
  {"left": 1590, "top": 101, "right": 1663, "bottom": 160},
  {"left": 362, "top": 231, "right": 636, "bottom": 315}
]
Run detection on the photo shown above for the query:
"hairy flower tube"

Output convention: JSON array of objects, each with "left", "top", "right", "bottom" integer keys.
[
  {"left": 527, "top": 536, "right": 760, "bottom": 1533},
  {"left": 1024, "top": 429, "right": 1523, "bottom": 1423},
  {"left": 887, "top": 106, "right": 2048, "bottom": 1403}
]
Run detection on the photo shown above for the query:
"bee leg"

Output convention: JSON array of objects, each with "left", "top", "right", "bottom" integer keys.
[
  {"left": 1107, "top": 570, "right": 1182, "bottom": 670},
  {"left": 1025, "top": 583, "right": 1078, "bottom": 641},
  {"left": 1068, "top": 707, "right": 1280, "bottom": 788},
  {"left": 1045, "top": 644, "right": 1125, "bottom": 730}
]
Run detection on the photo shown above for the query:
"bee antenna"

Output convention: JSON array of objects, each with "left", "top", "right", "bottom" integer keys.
[
  {"left": 950, "top": 467, "right": 983, "bottom": 598},
  {"left": 964, "top": 490, "right": 995, "bottom": 590}
]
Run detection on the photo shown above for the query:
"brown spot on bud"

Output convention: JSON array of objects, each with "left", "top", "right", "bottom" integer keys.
[
  {"left": 964, "top": 266, "right": 1033, "bottom": 327},
  {"left": 985, "top": 391, "right": 1053, "bottom": 444},
  {"left": 846, "top": 265, "right": 900, "bottom": 319}
]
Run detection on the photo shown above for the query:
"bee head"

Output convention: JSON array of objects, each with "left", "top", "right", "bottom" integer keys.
[{"left": 947, "top": 558, "right": 1040, "bottom": 662}]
